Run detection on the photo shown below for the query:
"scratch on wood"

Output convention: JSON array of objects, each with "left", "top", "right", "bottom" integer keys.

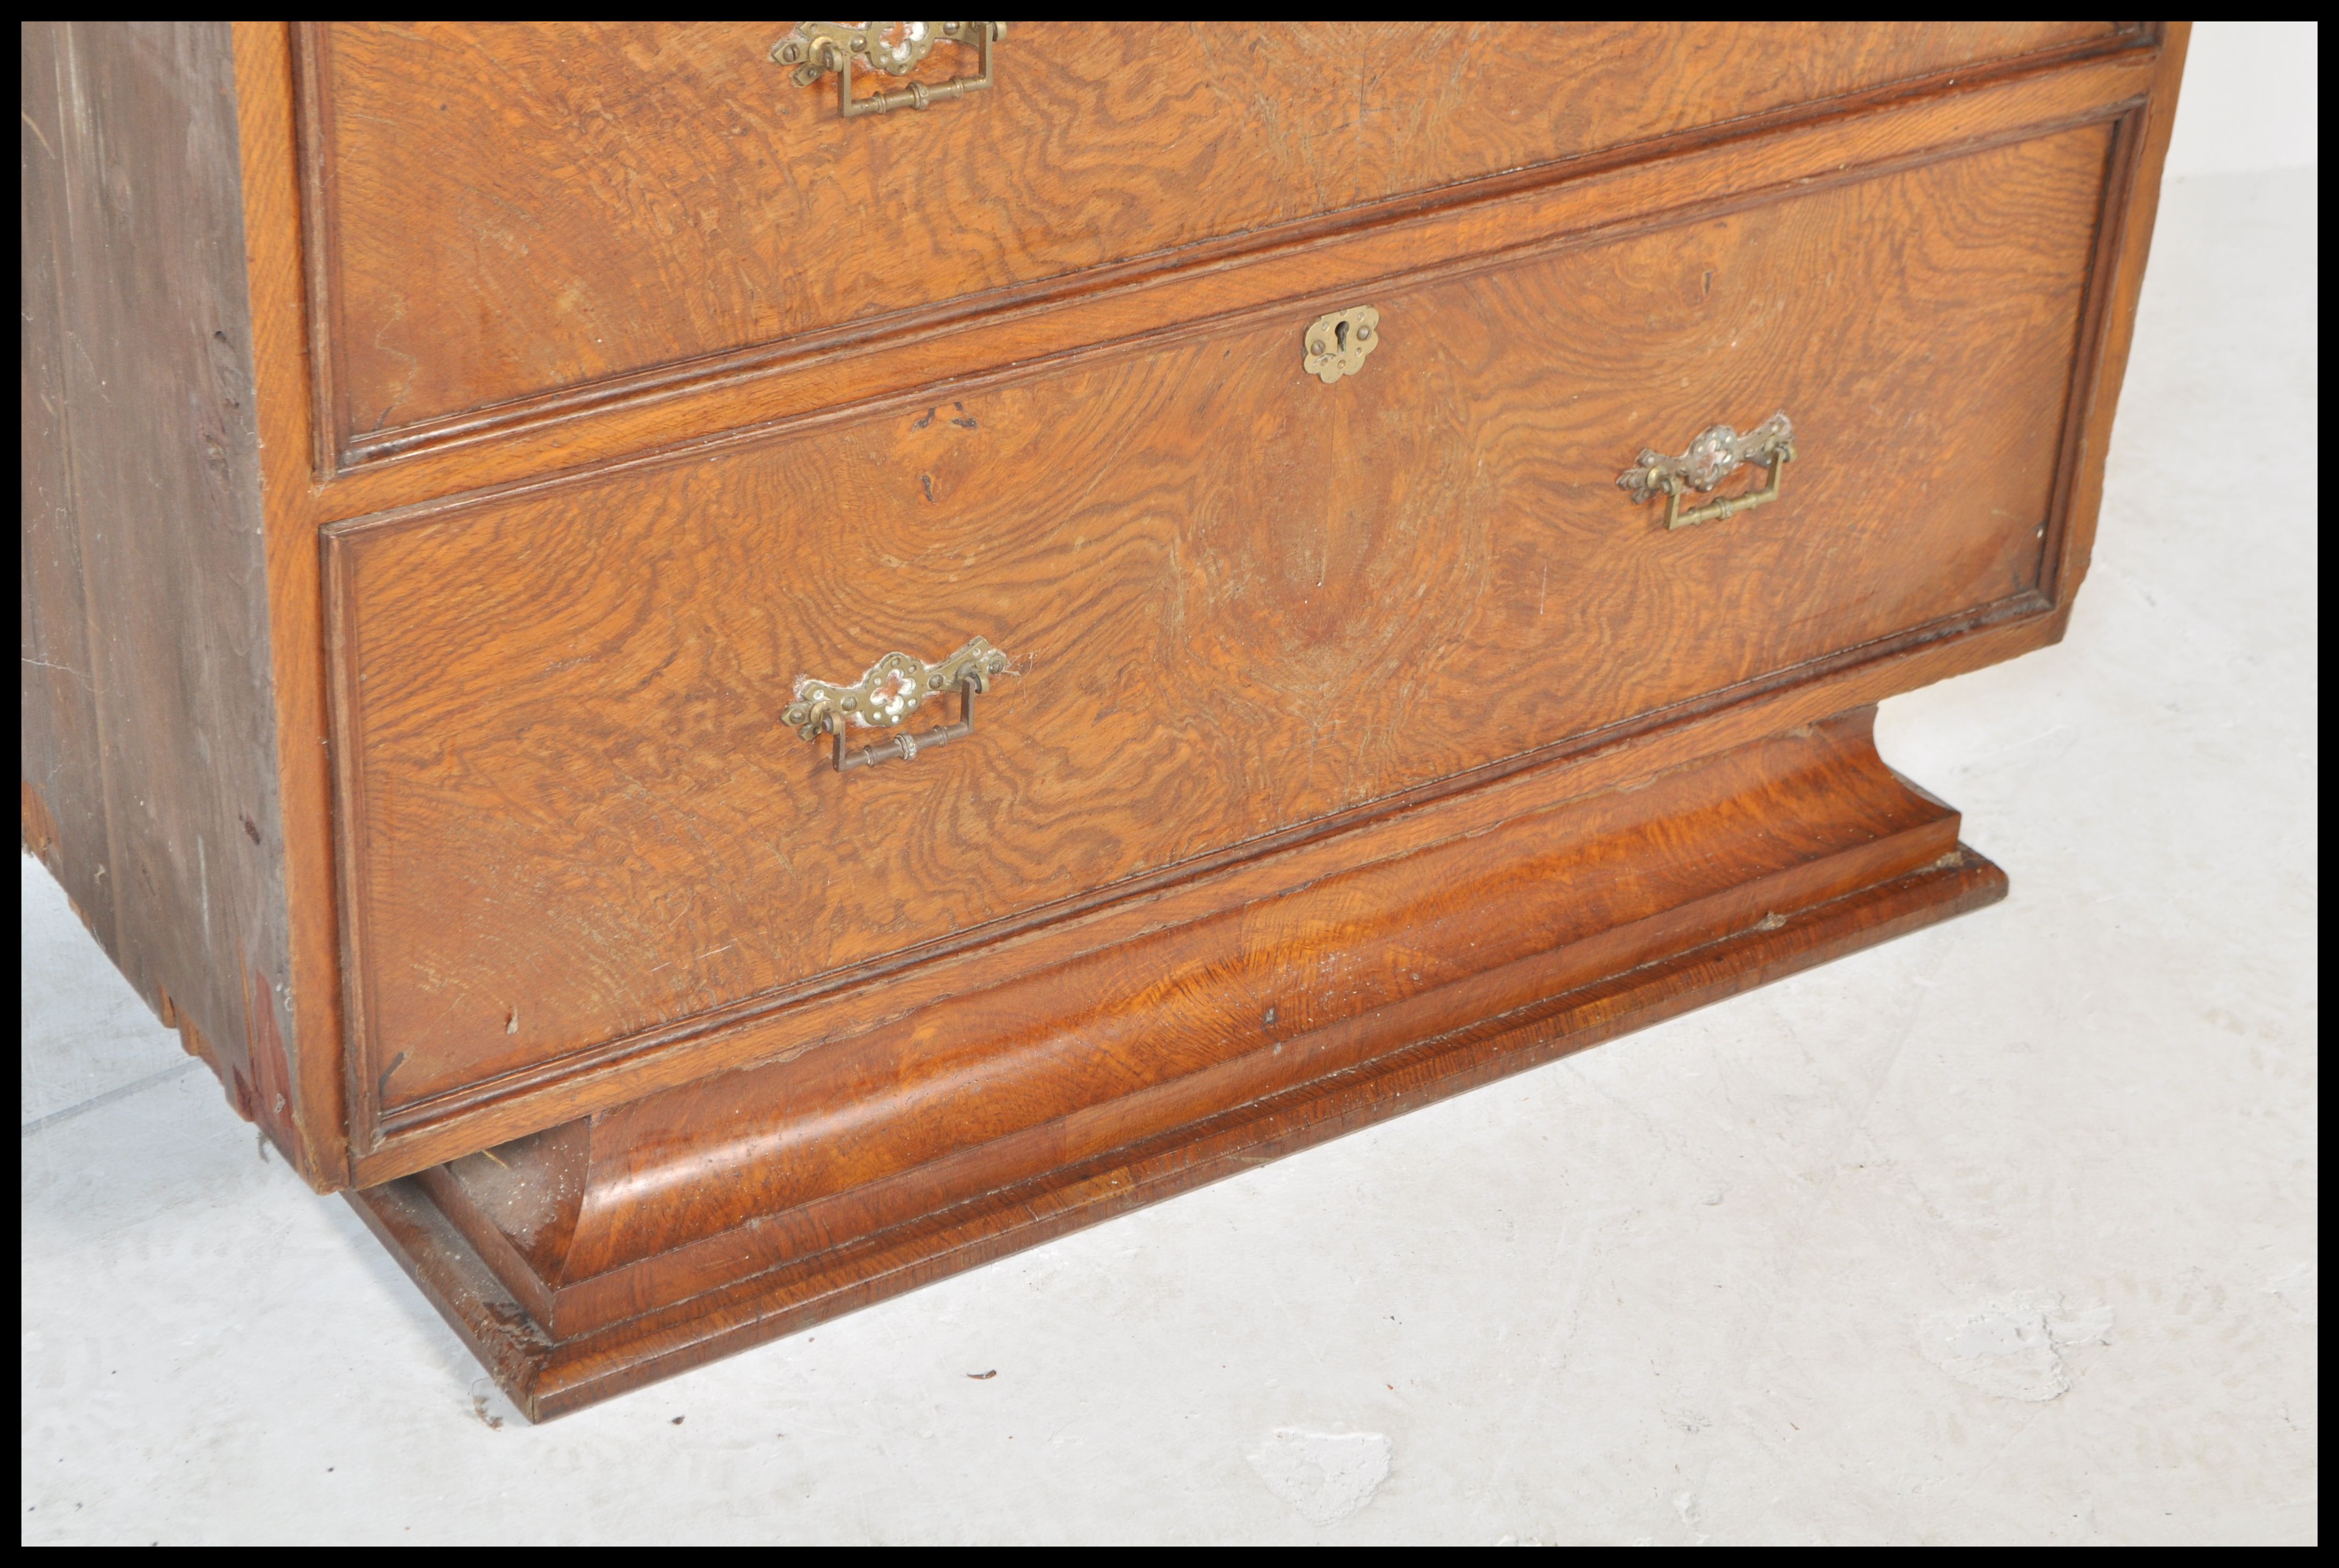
[{"left": 20, "top": 654, "right": 95, "bottom": 689}]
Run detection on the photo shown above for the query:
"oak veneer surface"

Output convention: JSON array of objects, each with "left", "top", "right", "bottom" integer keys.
[
  {"left": 364, "top": 706, "right": 2013, "bottom": 1419},
  {"left": 429, "top": 708, "right": 1962, "bottom": 1335},
  {"left": 329, "top": 123, "right": 2109, "bottom": 1119},
  {"left": 305, "top": 21, "right": 2123, "bottom": 456},
  {"left": 22, "top": 20, "right": 2186, "bottom": 1417}
]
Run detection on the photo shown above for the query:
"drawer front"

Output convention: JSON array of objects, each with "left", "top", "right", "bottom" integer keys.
[
  {"left": 329, "top": 120, "right": 2110, "bottom": 1119},
  {"left": 303, "top": 21, "right": 2123, "bottom": 456}
]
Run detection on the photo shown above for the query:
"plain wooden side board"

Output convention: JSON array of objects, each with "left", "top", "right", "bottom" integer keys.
[{"left": 18, "top": 22, "right": 315, "bottom": 1173}]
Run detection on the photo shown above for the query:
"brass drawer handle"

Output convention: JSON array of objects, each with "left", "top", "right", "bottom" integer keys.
[
  {"left": 771, "top": 21, "right": 1005, "bottom": 118},
  {"left": 1618, "top": 412, "right": 1797, "bottom": 530},
  {"left": 782, "top": 637, "right": 1011, "bottom": 773}
]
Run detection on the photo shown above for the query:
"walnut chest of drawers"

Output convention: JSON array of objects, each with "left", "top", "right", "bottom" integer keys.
[{"left": 19, "top": 22, "right": 2186, "bottom": 1419}]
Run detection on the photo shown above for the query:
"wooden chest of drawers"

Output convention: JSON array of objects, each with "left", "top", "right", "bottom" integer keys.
[{"left": 20, "top": 22, "right": 2186, "bottom": 1419}]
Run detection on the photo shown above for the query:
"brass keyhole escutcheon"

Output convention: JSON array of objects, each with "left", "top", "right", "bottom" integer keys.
[{"left": 1304, "top": 306, "right": 1380, "bottom": 385}]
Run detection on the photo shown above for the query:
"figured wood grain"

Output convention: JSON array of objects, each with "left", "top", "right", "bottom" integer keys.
[
  {"left": 328, "top": 123, "right": 2109, "bottom": 1129},
  {"left": 22, "top": 25, "right": 2185, "bottom": 1238},
  {"left": 347, "top": 595, "right": 2075, "bottom": 1181},
  {"left": 303, "top": 21, "right": 2124, "bottom": 462},
  {"left": 434, "top": 708, "right": 1960, "bottom": 1339},
  {"left": 275, "top": 47, "right": 2162, "bottom": 519},
  {"left": 355, "top": 708, "right": 2010, "bottom": 1419}
]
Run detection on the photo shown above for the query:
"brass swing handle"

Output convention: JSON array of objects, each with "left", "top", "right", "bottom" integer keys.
[
  {"left": 782, "top": 637, "right": 1011, "bottom": 773},
  {"left": 1617, "top": 412, "right": 1797, "bottom": 530},
  {"left": 771, "top": 21, "right": 1005, "bottom": 118}
]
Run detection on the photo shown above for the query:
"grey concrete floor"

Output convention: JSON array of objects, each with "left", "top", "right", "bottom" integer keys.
[{"left": 20, "top": 169, "right": 2317, "bottom": 1544}]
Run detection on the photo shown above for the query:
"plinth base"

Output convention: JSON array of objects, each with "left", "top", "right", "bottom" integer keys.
[{"left": 351, "top": 706, "right": 2005, "bottom": 1420}]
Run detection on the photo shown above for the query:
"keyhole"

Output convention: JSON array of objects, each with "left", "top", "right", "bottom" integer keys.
[{"left": 1333, "top": 320, "right": 1349, "bottom": 353}]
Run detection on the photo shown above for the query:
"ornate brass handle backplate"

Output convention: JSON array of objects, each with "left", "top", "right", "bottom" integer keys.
[
  {"left": 783, "top": 637, "right": 1011, "bottom": 772},
  {"left": 771, "top": 21, "right": 1005, "bottom": 118},
  {"left": 1618, "top": 412, "right": 1797, "bottom": 530}
]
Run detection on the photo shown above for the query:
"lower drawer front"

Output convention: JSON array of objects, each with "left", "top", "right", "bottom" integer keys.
[{"left": 329, "top": 120, "right": 2109, "bottom": 1115}]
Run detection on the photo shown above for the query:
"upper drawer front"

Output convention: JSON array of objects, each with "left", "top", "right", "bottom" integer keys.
[
  {"left": 329, "top": 119, "right": 2113, "bottom": 1120},
  {"left": 306, "top": 21, "right": 2123, "bottom": 457}
]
